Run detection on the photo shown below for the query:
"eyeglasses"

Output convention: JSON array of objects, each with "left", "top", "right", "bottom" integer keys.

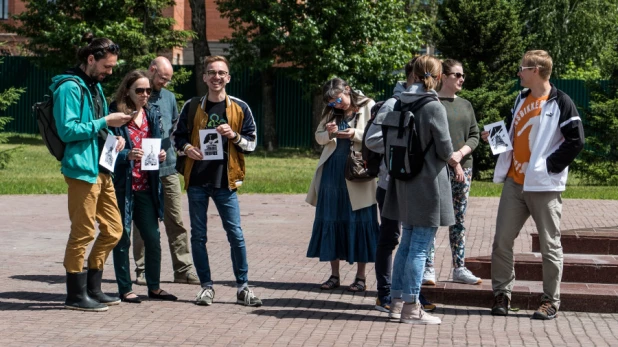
[
  {"left": 134, "top": 88, "right": 152, "bottom": 95},
  {"left": 206, "top": 70, "right": 229, "bottom": 77},
  {"left": 327, "top": 97, "right": 343, "bottom": 108},
  {"left": 518, "top": 66, "right": 538, "bottom": 73},
  {"left": 448, "top": 72, "right": 466, "bottom": 79},
  {"left": 154, "top": 70, "right": 171, "bottom": 86}
]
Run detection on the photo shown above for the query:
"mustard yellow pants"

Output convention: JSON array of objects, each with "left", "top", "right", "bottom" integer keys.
[{"left": 63, "top": 173, "right": 123, "bottom": 273}]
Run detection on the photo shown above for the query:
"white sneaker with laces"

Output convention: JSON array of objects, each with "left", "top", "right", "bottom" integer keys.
[
  {"left": 196, "top": 287, "right": 215, "bottom": 306},
  {"left": 422, "top": 267, "right": 436, "bottom": 285},
  {"left": 237, "top": 287, "right": 262, "bottom": 307},
  {"left": 389, "top": 297, "right": 404, "bottom": 320},
  {"left": 452, "top": 267, "right": 482, "bottom": 285},
  {"left": 400, "top": 302, "right": 441, "bottom": 325}
]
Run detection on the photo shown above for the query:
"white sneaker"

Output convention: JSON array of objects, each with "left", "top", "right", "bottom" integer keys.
[
  {"left": 389, "top": 297, "right": 403, "bottom": 320},
  {"left": 400, "top": 302, "right": 441, "bottom": 325},
  {"left": 452, "top": 267, "right": 482, "bottom": 285},
  {"left": 196, "top": 287, "right": 215, "bottom": 306},
  {"left": 422, "top": 267, "right": 436, "bottom": 285}
]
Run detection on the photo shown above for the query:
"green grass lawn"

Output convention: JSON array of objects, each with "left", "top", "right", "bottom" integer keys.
[{"left": 0, "top": 133, "right": 616, "bottom": 199}]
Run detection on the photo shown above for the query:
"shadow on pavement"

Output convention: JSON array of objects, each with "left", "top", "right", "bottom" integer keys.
[
  {"left": 0, "top": 291, "right": 65, "bottom": 311},
  {"left": 11, "top": 274, "right": 116, "bottom": 284},
  {"left": 261, "top": 297, "right": 372, "bottom": 311},
  {"left": 251, "top": 308, "right": 388, "bottom": 321},
  {"left": 217, "top": 280, "right": 379, "bottom": 297}
]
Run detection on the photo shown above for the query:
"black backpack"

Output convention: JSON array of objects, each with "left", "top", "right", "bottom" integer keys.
[
  {"left": 33, "top": 78, "right": 87, "bottom": 161},
  {"left": 361, "top": 96, "right": 400, "bottom": 177},
  {"left": 380, "top": 95, "right": 438, "bottom": 181}
]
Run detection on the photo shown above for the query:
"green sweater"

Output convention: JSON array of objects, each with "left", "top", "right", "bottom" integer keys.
[
  {"left": 440, "top": 96, "right": 479, "bottom": 169},
  {"left": 51, "top": 73, "right": 110, "bottom": 183}
]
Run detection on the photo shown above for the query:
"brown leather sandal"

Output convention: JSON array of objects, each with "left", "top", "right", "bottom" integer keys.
[
  {"left": 347, "top": 277, "right": 366, "bottom": 292},
  {"left": 320, "top": 275, "right": 340, "bottom": 290}
]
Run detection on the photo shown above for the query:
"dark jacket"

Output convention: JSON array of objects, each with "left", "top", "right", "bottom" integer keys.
[{"left": 109, "top": 103, "right": 164, "bottom": 230}]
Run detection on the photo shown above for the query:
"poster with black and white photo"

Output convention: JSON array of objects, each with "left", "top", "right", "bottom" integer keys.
[
  {"left": 199, "top": 129, "right": 224, "bottom": 160},
  {"left": 99, "top": 135, "right": 119, "bottom": 171},
  {"left": 484, "top": 120, "right": 513, "bottom": 155},
  {"left": 141, "top": 138, "right": 162, "bottom": 170}
]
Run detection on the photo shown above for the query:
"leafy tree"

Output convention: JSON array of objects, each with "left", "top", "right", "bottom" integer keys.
[
  {"left": 432, "top": 0, "right": 527, "bottom": 177},
  {"left": 520, "top": 0, "right": 618, "bottom": 77},
  {"left": 189, "top": 0, "right": 211, "bottom": 97},
  {"left": 215, "top": 0, "right": 289, "bottom": 151},
  {"left": 571, "top": 43, "right": 618, "bottom": 185},
  {"left": 0, "top": 44, "right": 25, "bottom": 168},
  {"left": 3, "top": 0, "right": 194, "bottom": 99},
  {"left": 285, "top": 1, "right": 425, "bottom": 131},
  {"left": 216, "top": 0, "right": 425, "bottom": 149}
]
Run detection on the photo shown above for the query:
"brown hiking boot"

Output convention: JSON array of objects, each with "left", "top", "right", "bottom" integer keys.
[
  {"left": 532, "top": 301, "right": 558, "bottom": 320},
  {"left": 491, "top": 293, "right": 510, "bottom": 316}
]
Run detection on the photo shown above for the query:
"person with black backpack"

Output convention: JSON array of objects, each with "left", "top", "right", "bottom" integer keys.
[
  {"left": 365, "top": 55, "right": 455, "bottom": 325},
  {"left": 367, "top": 58, "right": 436, "bottom": 315},
  {"left": 53, "top": 34, "right": 132, "bottom": 312}
]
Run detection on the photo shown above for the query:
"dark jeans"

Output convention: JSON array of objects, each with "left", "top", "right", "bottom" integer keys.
[
  {"left": 113, "top": 190, "right": 162, "bottom": 296},
  {"left": 375, "top": 186, "right": 401, "bottom": 299},
  {"left": 187, "top": 185, "right": 248, "bottom": 286}
]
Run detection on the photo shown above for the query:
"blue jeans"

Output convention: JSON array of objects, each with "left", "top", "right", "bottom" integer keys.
[
  {"left": 187, "top": 185, "right": 248, "bottom": 286},
  {"left": 391, "top": 224, "right": 437, "bottom": 303}
]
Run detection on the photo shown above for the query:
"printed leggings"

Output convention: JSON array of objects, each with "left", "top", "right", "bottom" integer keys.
[{"left": 426, "top": 167, "right": 472, "bottom": 268}]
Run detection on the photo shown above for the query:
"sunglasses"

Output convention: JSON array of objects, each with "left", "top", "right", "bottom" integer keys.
[
  {"left": 327, "top": 97, "right": 343, "bottom": 108},
  {"left": 518, "top": 66, "right": 538, "bottom": 73},
  {"left": 206, "top": 70, "right": 229, "bottom": 77},
  {"left": 448, "top": 72, "right": 466, "bottom": 79},
  {"left": 93, "top": 43, "right": 120, "bottom": 58},
  {"left": 134, "top": 88, "right": 152, "bottom": 95}
]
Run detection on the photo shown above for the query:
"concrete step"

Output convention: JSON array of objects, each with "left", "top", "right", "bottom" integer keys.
[
  {"left": 421, "top": 280, "right": 618, "bottom": 313},
  {"left": 532, "top": 227, "right": 618, "bottom": 254},
  {"left": 465, "top": 253, "right": 618, "bottom": 284}
]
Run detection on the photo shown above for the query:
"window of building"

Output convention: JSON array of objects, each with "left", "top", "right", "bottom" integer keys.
[{"left": 1, "top": 0, "right": 8, "bottom": 20}]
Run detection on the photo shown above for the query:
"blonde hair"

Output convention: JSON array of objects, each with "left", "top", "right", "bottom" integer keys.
[
  {"left": 204, "top": 55, "right": 230, "bottom": 71},
  {"left": 412, "top": 55, "right": 442, "bottom": 91},
  {"left": 522, "top": 50, "right": 553, "bottom": 80}
]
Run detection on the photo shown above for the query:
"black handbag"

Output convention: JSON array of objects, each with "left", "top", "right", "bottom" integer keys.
[
  {"left": 343, "top": 112, "right": 374, "bottom": 182},
  {"left": 344, "top": 141, "right": 375, "bottom": 182}
]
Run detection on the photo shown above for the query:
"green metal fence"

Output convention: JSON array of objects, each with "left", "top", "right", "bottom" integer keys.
[{"left": 0, "top": 56, "right": 604, "bottom": 148}]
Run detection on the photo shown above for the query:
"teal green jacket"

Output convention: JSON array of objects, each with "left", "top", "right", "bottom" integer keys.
[{"left": 51, "top": 74, "right": 111, "bottom": 183}]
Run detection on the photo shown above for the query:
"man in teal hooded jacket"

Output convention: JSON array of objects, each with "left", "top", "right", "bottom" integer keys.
[{"left": 53, "top": 35, "right": 132, "bottom": 312}]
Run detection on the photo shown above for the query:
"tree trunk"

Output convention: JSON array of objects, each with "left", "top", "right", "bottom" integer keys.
[
  {"left": 261, "top": 68, "right": 277, "bottom": 151},
  {"left": 311, "top": 88, "right": 324, "bottom": 152},
  {"left": 189, "top": 0, "right": 211, "bottom": 97}
]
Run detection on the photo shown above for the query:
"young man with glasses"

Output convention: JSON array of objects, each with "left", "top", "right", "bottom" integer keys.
[
  {"left": 482, "top": 50, "right": 585, "bottom": 320},
  {"left": 173, "top": 55, "right": 261, "bottom": 307},
  {"left": 53, "top": 34, "right": 132, "bottom": 311},
  {"left": 131, "top": 57, "right": 200, "bottom": 287}
]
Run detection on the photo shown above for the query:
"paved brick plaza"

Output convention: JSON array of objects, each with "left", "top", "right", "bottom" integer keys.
[{"left": 1, "top": 194, "right": 617, "bottom": 346}]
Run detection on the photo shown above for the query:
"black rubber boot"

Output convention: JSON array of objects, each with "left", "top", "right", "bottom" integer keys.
[
  {"left": 65, "top": 271, "right": 108, "bottom": 312},
  {"left": 87, "top": 269, "right": 121, "bottom": 306}
]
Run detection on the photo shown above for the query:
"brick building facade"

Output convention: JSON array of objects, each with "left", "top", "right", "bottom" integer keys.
[{"left": 0, "top": 0, "right": 232, "bottom": 64}]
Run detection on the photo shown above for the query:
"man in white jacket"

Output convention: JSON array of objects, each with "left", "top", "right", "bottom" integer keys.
[{"left": 482, "top": 50, "right": 585, "bottom": 320}]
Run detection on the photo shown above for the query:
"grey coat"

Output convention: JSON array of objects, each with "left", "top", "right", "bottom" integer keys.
[{"left": 366, "top": 83, "right": 455, "bottom": 227}]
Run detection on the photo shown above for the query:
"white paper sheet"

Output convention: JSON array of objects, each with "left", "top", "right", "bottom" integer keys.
[
  {"left": 141, "top": 138, "right": 162, "bottom": 171},
  {"left": 484, "top": 120, "right": 513, "bottom": 155},
  {"left": 99, "top": 135, "right": 119, "bottom": 171},
  {"left": 199, "top": 129, "right": 224, "bottom": 160}
]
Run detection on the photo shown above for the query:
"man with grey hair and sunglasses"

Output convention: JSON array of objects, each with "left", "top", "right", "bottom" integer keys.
[{"left": 132, "top": 56, "right": 199, "bottom": 286}]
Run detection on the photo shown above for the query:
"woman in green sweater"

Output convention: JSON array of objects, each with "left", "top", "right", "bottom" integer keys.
[{"left": 422, "top": 59, "right": 481, "bottom": 286}]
